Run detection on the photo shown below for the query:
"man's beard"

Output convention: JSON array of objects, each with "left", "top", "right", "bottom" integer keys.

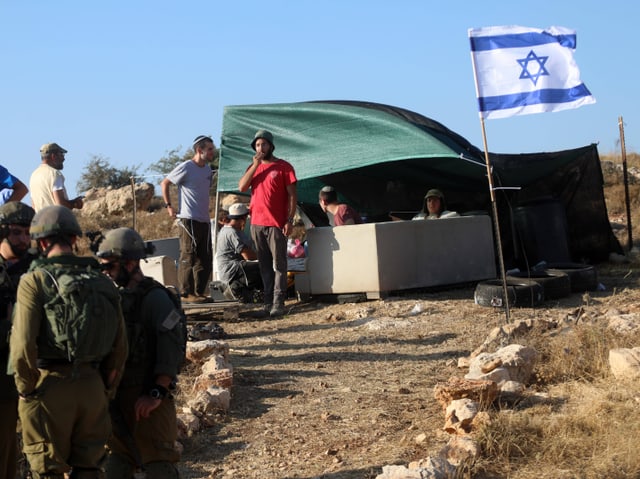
[
  {"left": 9, "top": 242, "right": 29, "bottom": 258},
  {"left": 114, "top": 266, "right": 132, "bottom": 288}
]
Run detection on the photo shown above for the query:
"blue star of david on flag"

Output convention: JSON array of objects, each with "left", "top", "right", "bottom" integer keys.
[
  {"left": 468, "top": 25, "right": 595, "bottom": 119},
  {"left": 517, "top": 50, "right": 549, "bottom": 85}
]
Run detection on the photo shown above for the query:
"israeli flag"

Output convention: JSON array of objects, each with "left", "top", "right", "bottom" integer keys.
[{"left": 469, "top": 25, "right": 595, "bottom": 119}]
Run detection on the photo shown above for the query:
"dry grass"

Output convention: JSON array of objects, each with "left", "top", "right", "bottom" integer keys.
[
  {"left": 473, "top": 309, "right": 640, "bottom": 478},
  {"left": 475, "top": 379, "right": 640, "bottom": 478}
]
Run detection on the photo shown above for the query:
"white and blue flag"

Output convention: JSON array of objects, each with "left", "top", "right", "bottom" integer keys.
[{"left": 469, "top": 25, "right": 595, "bottom": 119}]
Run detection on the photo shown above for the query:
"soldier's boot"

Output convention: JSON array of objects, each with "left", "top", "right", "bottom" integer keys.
[
  {"left": 144, "top": 461, "right": 180, "bottom": 479},
  {"left": 104, "top": 452, "right": 134, "bottom": 479},
  {"left": 69, "top": 467, "right": 104, "bottom": 479},
  {"left": 32, "top": 474, "right": 65, "bottom": 479}
]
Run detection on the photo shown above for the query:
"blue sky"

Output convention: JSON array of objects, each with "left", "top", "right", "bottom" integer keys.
[{"left": 1, "top": 0, "right": 636, "bottom": 201}]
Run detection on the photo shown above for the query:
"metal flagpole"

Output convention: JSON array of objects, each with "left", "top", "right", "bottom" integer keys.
[
  {"left": 479, "top": 117, "right": 511, "bottom": 323},
  {"left": 618, "top": 116, "right": 633, "bottom": 251}
]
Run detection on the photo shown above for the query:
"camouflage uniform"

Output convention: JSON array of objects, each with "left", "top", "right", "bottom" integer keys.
[
  {"left": 0, "top": 201, "right": 35, "bottom": 479},
  {"left": 106, "top": 278, "right": 184, "bottom": 479},
  {"left": 0, "top": 253, "right": 31, "bottom": 479},
  {"left": 97, "top": 227, "right": 184, "bottom": 478},
  {"left": 11, "top": 247, "right": 127, "bottom": 478}
]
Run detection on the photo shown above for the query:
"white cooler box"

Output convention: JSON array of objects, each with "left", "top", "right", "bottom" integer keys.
[{"left": 140, "top": 255, "right": 178, "bottom": 290}]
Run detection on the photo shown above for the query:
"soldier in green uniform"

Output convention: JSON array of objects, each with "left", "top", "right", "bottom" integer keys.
[
  {"left": 97, "top": 227, "right": 185, "bottom": 479},
  {"left": 0, "top": 201, "right": 35, "bottom": 479},
  {"left": 10, "top": 205, "right": 128, "bottom": 479}
]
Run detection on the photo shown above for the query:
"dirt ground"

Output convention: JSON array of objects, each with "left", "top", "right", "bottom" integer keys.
[{"left": 173, "top": 258, "right": 639, "bottom": 479}]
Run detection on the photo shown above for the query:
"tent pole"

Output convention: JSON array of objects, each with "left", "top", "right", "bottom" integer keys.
[
  {"left": 212, "top": 189, "right": 220, "bottom": 281},
  {"left": 479, "top": 117, "right": 511, "bottom": 323},
  {"left": 618, "top": 116, "right": 632, "bottom": 251}
]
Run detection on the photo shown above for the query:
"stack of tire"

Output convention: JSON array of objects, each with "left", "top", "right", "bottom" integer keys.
[{"left": 474, "top": 263, "right": 599, "bottom": 308}]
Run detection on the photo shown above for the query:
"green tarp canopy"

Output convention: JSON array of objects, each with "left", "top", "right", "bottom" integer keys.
[{"left": 218, "top": 100, "right": 621, "bottom": 264}]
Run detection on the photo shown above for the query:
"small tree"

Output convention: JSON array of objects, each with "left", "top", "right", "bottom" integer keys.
[
  {"left": 77, "top": 155, "right": 140, "bottom": 191},
  {"left": 146, "top": 146, "right": 191, "bottom": 177}
]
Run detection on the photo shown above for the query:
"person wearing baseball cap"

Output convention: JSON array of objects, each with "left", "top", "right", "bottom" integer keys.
[
  {"left": 29, "top": 142, "right": 84, "bottom": 212},
  {"left": 412, "top": 189, "right": 459, "bottom": 220},
  {"left": 215, "top": 203, "right": 262, "bottom": 302}
]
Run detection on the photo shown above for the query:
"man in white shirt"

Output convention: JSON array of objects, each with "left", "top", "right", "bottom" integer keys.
[{"left": 29, "top": 143, "right": 84, "bottom": 212}]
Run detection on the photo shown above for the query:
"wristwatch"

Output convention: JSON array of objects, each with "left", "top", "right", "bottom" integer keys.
[
  {"left": 148, "top": 384, "right": 168, "bottom": 400},
  {"left": 163, "top": 202, "right": 172, "bottom": 208}
]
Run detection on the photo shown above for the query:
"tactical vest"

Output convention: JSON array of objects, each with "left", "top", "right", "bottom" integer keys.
[
  {"left": 119, "top": 277, "right": 186, "bottom": 388},
  {"left": 0, "top": 252, "right": 34, "bottom": 321}
]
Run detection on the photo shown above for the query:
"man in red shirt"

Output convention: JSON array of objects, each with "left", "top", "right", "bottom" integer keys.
[{"left": 238, "top": 130, "right": 297, "bottom": 317}]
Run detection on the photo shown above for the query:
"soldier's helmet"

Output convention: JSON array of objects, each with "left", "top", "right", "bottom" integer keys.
[
  {"left": 96, "top": 227, "right": 152, "bottom": 260},
  {"left": 30, "top": 205, "right": 82, "bottom": 239},
  {"left": 0, "top": 202, "right": 35, "bottom": 226}
]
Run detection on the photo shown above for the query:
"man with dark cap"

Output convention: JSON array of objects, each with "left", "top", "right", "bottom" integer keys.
[
  {"left": 0, "top": 201, "right": 35, "bottom": 479},
  {"left": 238, "top": 129, "right": 297, "bottom": 317},
  {"left": 161, "top": 135, "right": 215, "bottom": 303},
  {"left": 29, "top": 143, "right": 84, "bottom": 212}
]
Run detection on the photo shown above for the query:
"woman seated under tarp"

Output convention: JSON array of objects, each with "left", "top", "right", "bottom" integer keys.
[{"left": 412, "top": 189, "right": 459, "bottom": 220}]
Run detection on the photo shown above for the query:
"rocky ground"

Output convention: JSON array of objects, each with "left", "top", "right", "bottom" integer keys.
[{"left": 172, "top": 258, "right": 639, "bottom": 479}]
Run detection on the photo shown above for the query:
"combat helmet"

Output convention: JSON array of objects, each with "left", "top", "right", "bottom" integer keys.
[
  {"left": 96, "top": 227, "right": 154, "bottom": 260},
  {"left": 0, "top": 202, "right": 35, "bottom": 226},
  {"left": 250, "top": 129, "right": 275, "bottom": 151},
  {"left": 30, "top": 205, "right": 82, "bottom": 239}
]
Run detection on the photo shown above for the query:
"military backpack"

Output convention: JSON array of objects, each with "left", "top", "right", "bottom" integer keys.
[{"left": 33, "top": 257, "right": 121, "bottom": 364}]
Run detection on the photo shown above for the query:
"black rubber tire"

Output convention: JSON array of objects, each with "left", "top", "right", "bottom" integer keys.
[
  {"left": 474, "top": 278, "right": 544, "bottom": 308},
  {"left": 544, "top": 262, "right": 599, "bottom": 292},
  {"left": 507, "top": 270, "right": 571, "bottom": 300}
]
